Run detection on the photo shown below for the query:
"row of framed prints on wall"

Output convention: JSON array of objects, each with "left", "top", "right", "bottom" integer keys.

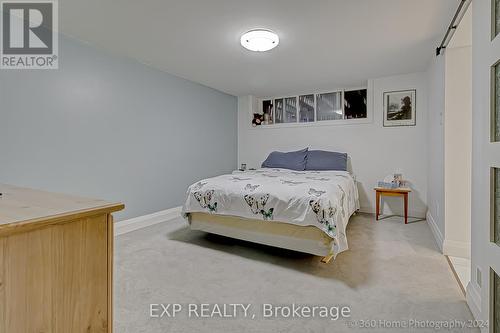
[{"left": 252, "top": 89, "right": 416, "bottom": 127}]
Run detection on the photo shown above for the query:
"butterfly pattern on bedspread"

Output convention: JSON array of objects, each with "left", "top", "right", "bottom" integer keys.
[
  {"left": 309, "top": 199, "right": 337, "bottom": 237},
  {"left": 193, "top": 190, "right": 218, "bottom": 213},
  {"left": 308, "top": 188, "right": 326, "bottom": 197},
  {"left": 244, "top": 193, "right": 274, "bottom": 220},
  {"left": 244, "top": 184, "right": 260, "bottom": 192}
]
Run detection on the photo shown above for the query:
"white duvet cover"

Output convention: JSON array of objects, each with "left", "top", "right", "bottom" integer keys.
[{"left": 182, "top": 168, "right": 360, "bottom": 256}]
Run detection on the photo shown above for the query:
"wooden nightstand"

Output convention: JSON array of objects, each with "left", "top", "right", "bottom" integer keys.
[{"left": 374, "top": 187, "right": 411, "bottom": 224}]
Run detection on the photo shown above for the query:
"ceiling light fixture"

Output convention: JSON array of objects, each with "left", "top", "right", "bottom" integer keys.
[{"left": 240, "top": 29, "right": 279, "bottom": 52}]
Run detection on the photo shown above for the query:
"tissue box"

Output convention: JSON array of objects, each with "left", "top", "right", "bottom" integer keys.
[{"left": 378, "top": 181, "right": 398, "bottom": 189}]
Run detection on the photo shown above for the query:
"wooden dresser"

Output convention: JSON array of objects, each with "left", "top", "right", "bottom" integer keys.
[{"left": 0, "top": 184, "right": 124, "bottom": 333}]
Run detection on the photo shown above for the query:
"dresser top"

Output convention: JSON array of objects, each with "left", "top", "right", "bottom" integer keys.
[
  {"left": 0, "top": 184, "right": 124, "bottom": 228},
  {"left": 374, "top": 187, "right": 411, "bottom": 193}
]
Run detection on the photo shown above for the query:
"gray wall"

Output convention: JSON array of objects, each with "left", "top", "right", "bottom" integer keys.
[{"left": 0, "top": 36, "right": 237, "bottom": 220}]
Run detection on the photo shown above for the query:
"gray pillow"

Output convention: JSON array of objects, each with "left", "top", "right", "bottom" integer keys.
[
  {"left": 306, "top": 150, "right": 348, "bottom": 171},
  {"left": 261, "top": 148, "right": 308, "bottom": 171}
]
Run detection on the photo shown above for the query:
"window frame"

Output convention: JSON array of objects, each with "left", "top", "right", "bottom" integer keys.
[{"left": 255, "top": 86, "right": 371, "bottom": 129}]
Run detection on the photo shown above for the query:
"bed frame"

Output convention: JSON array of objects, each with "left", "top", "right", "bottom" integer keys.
[
  {"left": 186, "top": 162, "right": 358, "bottom": 264},
  {"left": 187, "top": 212, "right": 353, "bottom": 263}
]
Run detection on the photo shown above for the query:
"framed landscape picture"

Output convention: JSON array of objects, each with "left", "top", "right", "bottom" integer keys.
[{"left": 383, "top": 90, "right": 416, "bottom": 127}]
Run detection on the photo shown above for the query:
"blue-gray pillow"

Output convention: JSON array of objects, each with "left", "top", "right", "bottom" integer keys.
[
  {"left": 261, "top": 148, "right": 308, "bottom": 171},
  {"left": 306, "top": 150, "right": 348, "bottom": 171}
]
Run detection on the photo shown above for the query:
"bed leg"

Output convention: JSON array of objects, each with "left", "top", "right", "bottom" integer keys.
[{"left": 321, "top": 253, "right": 334, "bottom": 264}]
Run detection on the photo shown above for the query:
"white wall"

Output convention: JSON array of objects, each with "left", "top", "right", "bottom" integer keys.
[
  {"left": 424, "top": 6, "right": 472, "bottom": 258},
  {"left": 426, "top": 55, "right": 446, "bottom": 249},
  {"left": 238, "top": 72, "right": 428, "bottom": 218},
  {"left": 444, "top": 45, "right": 472, "bottom": 258}
]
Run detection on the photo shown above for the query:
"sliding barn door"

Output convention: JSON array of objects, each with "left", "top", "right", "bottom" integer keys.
[{"left": 470, "top": 1, "right": 500, "bottom": 332}]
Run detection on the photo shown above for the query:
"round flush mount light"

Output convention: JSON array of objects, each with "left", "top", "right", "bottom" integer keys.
[{"left": 240, "top": 29, "right": 279, "bottom": 52}]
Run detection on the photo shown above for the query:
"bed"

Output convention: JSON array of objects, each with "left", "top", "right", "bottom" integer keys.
[{"left": 182, "top": 167, "right": 360, "bottom": 262}]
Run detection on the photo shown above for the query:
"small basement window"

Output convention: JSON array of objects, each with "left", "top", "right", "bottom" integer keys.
[
  {"left": 299, "top": 94, "right": 315, "bottom": 123},
  {"left": 256, "top": 88, "right": 368, "bottom": 127},
  {"left": 317, "top": 92, "right": 343, "bottom": 121},
  {"left": 344, "top": 89, "right": 368, "bottom": 119}
]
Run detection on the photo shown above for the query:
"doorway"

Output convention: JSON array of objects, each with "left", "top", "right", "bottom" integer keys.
[{"left": 443, "top": 5, "right": 472, "bottom": 292}]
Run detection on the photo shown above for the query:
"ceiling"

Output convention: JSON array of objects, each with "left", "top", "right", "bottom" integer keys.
[{"left": 59, "top": 0, "right": 459, "bottom": 97}]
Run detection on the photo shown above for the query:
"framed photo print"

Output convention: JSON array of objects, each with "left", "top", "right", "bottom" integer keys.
[{"left": 383, "top": 90, "right": 416, "bottom": 127}]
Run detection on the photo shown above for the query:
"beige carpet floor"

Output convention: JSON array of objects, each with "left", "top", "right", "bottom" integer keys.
[{"left": 115, "top": 213, "right": 477, "bottom": 333}]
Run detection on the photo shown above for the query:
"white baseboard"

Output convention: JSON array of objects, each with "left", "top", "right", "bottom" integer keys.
[
  {"left": 359, "top": 205, "right": 426, "bottom": 219},
  {"left": 357, "top": 207, "right": 374, "bottom": 215},
  {"left": 114, "top": 206, "right": 182, "bottom": 236},
  {"left": 443, "top": 240, "right": 471, "bottom": 258},
  {"left": 466, "top": 282, "right": 482, "bottom": 324},
  {"left": 426, "top": 211, "right": 444, "bottom": 252}
]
